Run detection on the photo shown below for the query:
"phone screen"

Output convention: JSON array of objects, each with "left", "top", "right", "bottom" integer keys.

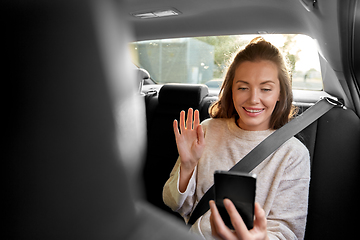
[{"left": 214, "top": 170, "right": 256, "bottom": 230}]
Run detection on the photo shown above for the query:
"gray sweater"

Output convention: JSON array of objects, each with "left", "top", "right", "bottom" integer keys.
[{"left": 163, "top": 117, "right": 310, "bottom": 240}]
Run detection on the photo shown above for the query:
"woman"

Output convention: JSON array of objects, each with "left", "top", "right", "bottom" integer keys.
[{"left": 163, "top": 37, "right": 310, "bottom": 240}]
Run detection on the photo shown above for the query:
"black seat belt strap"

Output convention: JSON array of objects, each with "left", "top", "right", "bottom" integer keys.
[{"left": 187, "top": 97, "right": 345, "bottom": 226}]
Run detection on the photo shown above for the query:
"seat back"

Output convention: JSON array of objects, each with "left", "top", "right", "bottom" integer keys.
[
  {"left": 144, "top": 84, "right": 210, "bottom": 218},
  {"left": 5, "top": 1, "right": 138, "bottom": 237},
  {"left": 304, "top": 107, "right": 360, "bottom": 239},
  {"left": 5, "top": 1, "right": 201, "bottom": 239}
]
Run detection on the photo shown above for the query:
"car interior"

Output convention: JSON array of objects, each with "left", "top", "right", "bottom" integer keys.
[
  {"left": 5, "top": 0, "right": 360, "bottom": 239},
  {"left": 127, "top": 0, "right": 360, "bottom": 239}
]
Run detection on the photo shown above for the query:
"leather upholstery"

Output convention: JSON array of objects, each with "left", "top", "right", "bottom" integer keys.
[
  {"left": 158, "top": 84, "right": 209, "bottom": 108},
  {"left": 144, "top": 84, "right": 209, "bottom": 220},
  {"left": 304, "top": 107, "right": 360, "bottom": 239}
]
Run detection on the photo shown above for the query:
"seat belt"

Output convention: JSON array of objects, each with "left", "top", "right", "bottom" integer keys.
[{"left": 188, "top": 96, "right": 345, "bottom": 226}]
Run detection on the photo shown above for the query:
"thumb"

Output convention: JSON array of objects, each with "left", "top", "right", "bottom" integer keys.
[{"left": 253, "top": 202, "right": 267, "bottom": 231}]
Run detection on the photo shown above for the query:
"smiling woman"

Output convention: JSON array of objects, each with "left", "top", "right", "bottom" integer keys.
[{"left": 163, "top": 37, "right": 310, "bottom": 240}]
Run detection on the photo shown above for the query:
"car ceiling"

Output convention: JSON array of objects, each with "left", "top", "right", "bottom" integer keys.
[{"left": 123, "top": 0, "right": 342, "bottom": 72}]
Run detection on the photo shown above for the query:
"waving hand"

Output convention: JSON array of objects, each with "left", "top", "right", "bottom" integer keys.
[{"left": 173, "top": 108, "right": 205, "bottom": 192}]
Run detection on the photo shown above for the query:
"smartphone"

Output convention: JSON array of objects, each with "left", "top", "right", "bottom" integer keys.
[{"left": 214, "top": 170, "right": 256, "bottom": 230}]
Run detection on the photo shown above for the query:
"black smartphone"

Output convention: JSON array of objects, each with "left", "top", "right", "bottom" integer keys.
[{"left": 214, "top": 170, "right": 256, "bottom": 230}]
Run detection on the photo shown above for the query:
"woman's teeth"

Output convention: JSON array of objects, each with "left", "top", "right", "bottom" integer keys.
[{"left": 244, "top": 108, "right": 263, "bottom": 113}]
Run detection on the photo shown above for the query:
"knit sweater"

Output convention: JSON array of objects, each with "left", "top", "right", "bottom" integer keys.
[{"left": 163, "top": 117, "right": 310, "bottom": 240}]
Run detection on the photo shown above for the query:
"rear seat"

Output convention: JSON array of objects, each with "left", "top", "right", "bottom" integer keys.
[
  {"left": 143, "top": 84, "right": 213, "bottom": 220},
  {"left": 143, "top": 84, "right": 360, "bottom": 237},
  {"left": 304, "top": 107, "right": 360, "bottom": 239}
]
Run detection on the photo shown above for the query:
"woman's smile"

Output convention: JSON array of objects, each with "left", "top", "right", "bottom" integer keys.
[{"left": 242, "top": 107, "right": 265, "bottom": 118}]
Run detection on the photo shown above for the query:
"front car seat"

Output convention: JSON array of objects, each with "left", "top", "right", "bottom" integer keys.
[{"left": 4, "top": 1, "right": 200, "bottom": 239}]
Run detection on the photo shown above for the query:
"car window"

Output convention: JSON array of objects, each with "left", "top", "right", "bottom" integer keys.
[{"left": 129, "top": 34, "right": 323, "bottom": 92}]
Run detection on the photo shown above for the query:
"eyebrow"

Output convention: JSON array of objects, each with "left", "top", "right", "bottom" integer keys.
[{"left": 235, "top": 80, "right": 276, "bottom": 85}]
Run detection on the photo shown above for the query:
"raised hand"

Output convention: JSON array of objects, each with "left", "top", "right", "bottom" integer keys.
[{"left": 173, "top": 108, "right": 205, "bottom": 192}]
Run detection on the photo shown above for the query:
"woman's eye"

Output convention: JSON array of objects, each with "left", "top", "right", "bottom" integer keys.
[
  {"left": 262, "top": 88, "right": 272, "bottom": 92},
  {"left": 238, "top": 87, "right": 248, "bottom": 91}
]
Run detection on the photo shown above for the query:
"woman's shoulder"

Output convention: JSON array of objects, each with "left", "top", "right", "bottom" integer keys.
[
  {"left": 279, "top": 136, "right": 310, "bottom": 179},
  {"left": 200, "top": 117, "right": 230, "bottom": 136},
  {"left": 285, "top": 137, "right": 309, "bottom": 155},
  {"left": 280, "top": 137, "right": 310, "bottom": 169},
  {"left": 201, "top": 117, "right": 229, "bottom": 128}
]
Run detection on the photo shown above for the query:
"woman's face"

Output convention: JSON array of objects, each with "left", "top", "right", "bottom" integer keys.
[{"left": 232, "top": 60, "right": 281, "bottom": 131}]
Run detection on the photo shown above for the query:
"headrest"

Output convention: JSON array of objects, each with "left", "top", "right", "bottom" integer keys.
[{"left": 158, "top": 84, "right": 209, "bottom": 107}]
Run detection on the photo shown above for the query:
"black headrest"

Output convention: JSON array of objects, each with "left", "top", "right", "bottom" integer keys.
[{"left": 158, "top": 84, "right": 209, "bottom": 107}]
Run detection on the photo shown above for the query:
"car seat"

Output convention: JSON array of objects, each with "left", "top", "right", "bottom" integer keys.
[
  {"left": 304, "top": 107, "right": 360, "bottom": 239},
  {"left": 4, "top": 1, "right": 201, "bottom": 239},
  {"left": 144, "top": 84, "right": 210, "bottom": 220}
]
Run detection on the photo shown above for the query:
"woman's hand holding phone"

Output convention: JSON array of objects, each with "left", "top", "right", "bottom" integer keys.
[
  {"left": 173, "top": 108, "right": 205, "bottom": 193},
  {"left": 210, "top": 200, "right": 269, "bottom": 240}
]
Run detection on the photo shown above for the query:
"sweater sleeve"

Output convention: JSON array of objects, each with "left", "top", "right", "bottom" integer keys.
[
  {"left": 266, "top": 143, "right": 310, "bottom": 240},
  {"left": 163, "top": 157, "right": 198, "bottom": 222}
]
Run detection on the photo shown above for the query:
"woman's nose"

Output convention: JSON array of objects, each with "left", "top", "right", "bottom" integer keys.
[{"left": 249, "top": 89, "right": 260, "bottom": 104}]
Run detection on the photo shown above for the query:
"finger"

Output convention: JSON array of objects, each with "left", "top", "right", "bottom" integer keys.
[
  {"left": 173, "top": 119, "right": 180, "bottom": 139},
  {"left": 179, "top": 110, "right": 186, "bottom": 133},
  {"left": 223, "top": 199, "right": 250, "bottom": 239},
  {"left": 186, "top": 108, "right": 193, "bottom": 130},
  {"left": 209, "top": 200, "right": 235, "bottom": 240},
  {"left": 253, "top": 202, "right": 267, "bottom": 232},
  {"left": 210, "top": 202, "right": 221, "bottom": 240},
  {"left": 194, "top": 109, "right": 200, "bottom": 128},
  {"left": 196, "top": 124, "right": 205, "bottom": 146}
]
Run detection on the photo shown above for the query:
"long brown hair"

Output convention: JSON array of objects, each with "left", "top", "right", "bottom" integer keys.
[{"left": 209, "top": 37, "right": 296, "bottom": 129}]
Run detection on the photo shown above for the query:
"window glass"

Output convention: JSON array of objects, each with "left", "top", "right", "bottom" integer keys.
[{"left": 130, "top": 34, "right": 323, "bottom": 91}]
